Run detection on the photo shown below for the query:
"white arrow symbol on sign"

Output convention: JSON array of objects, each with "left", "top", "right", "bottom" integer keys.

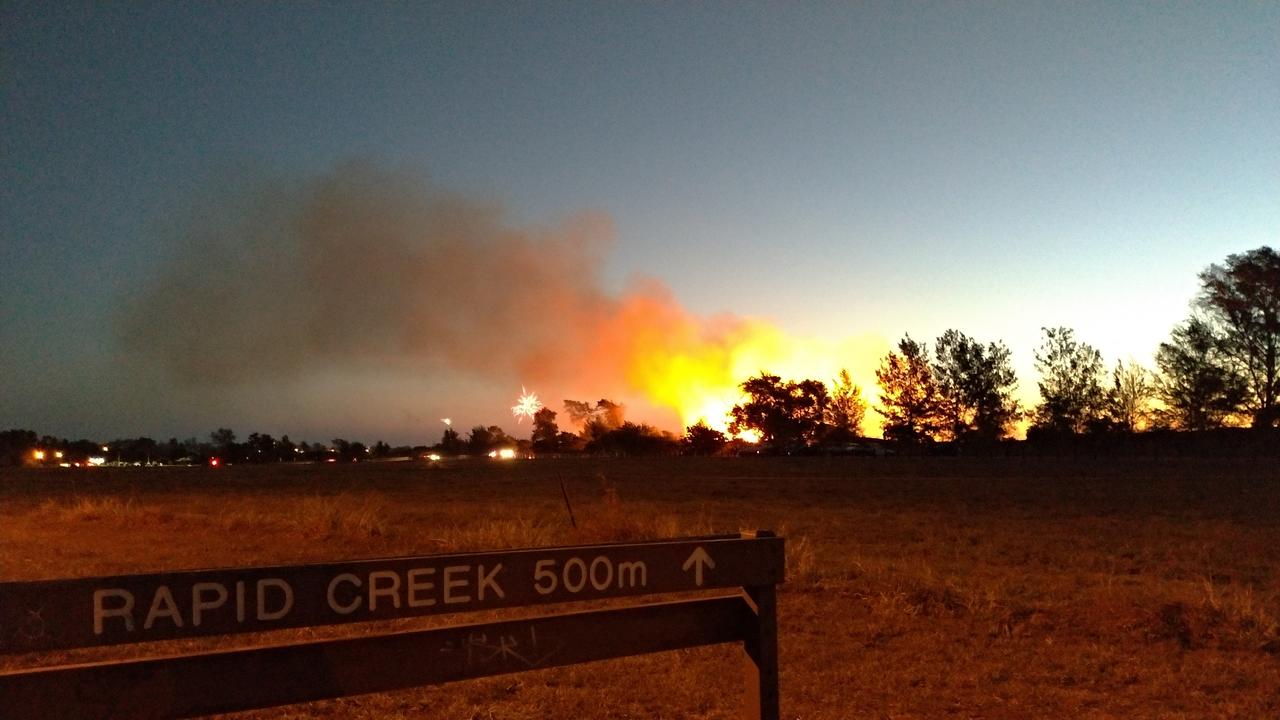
[{"left": 682, "top": 547, "right": 716, "bottom": 586}]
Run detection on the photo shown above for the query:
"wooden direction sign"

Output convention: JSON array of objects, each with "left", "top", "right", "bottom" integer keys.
[
  {"left": 0, "top": 533, "right": 783, "bottom": 654},
  {"left": 0, "top": 532, "right": 784, "bottom": 719}
]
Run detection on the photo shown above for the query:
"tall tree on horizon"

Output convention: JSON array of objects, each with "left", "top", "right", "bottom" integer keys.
[
  {"left": 1032, "top": 327, "right": 1105, "bottom": 434},
  {"left": 1197, "top": 246, "right": 1280, "bottom": 427},
  {"left": 876, "top": 335, "right": 945, "bottom": 442},
  {"left": 729, "top": 373, "right": 830, "bottom": 447},
  {"left": 933, "top": 329, "right": 1020, "bottom": 441},
  {"left": 825, "top": 368, "right": 867, "bottom": 441},
  {"left": 531, "top": 407, "right": 560, "bottom": 452},
  {"left": 1106, "top": 359, "right": 1154, "bottom": 433},
  {"left": 1155, "top": 317, "right": 1248, "bottom": 431}
]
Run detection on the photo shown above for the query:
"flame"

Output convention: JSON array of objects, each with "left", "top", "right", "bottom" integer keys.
[{"left": 590, "top": 286, "right": 887, "bottom": 439}]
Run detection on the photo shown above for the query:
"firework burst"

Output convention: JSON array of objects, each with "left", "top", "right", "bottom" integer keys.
[{"left": 511, "top": 387, "right": 543, "bottom": 423}]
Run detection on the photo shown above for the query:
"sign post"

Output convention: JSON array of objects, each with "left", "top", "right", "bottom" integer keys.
[{"left": 0, "top": 532, "right": 784, "bottom": 719}]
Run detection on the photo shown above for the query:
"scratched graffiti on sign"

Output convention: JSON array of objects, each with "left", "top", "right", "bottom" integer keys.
[{"left": 440, "top": 625, "right": 564, "bottom": 669}]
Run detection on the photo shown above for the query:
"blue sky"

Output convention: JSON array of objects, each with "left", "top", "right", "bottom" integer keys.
[{"left": 2, "top": 2, "right": 1277, "bottom": 443}]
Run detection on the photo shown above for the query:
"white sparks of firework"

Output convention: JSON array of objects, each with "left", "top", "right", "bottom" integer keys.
[
  {"left": 441, "top": 418, "right": 452, "bottom": 426},
  {"left": 511, "top": 387, "right": 543, "bottom": 423}
]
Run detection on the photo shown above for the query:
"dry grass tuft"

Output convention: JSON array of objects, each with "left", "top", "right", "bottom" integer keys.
[
  {"left": 781, "top": 532, "right": 819, "bottom": 586},
  {"left": 435, "top": 516, "right": 560, "bottom": 552},
  {"left": 40, "top": 495, "right": 176, "bottom": 526},
  {"left": 288, "top": 495, "right": 392, "bottom": 540},
  {"left": 568, "top": 482, "right": 710, "bottom": 543},
  {"left": 48, "top": 495, "right": 135, "bottom": 522}
]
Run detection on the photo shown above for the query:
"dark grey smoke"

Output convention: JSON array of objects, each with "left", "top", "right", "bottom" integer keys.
[{"left": 119, "top": 162, "right": 618, "bottom": 389}]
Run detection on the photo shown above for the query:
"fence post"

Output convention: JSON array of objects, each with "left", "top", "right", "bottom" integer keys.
[
  {"left": 742, "top": 583, "right": 780, "bottom": 720},
  {"left": 740, "top": 527, "right": 780, "bottom": 720}
]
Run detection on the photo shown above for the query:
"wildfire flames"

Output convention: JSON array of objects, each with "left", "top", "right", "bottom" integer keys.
[{"left": 592, "top": 288, "right": 887, "bottom": 438}]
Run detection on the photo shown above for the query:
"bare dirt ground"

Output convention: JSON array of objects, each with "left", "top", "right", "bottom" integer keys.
[{"left": 2, "top": 456, "right": 1279, "bottom": 718}]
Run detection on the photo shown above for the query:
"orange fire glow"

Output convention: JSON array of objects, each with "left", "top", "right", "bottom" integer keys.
[{"left": 591, "top": 287, "right": 888, "bottom": 439}]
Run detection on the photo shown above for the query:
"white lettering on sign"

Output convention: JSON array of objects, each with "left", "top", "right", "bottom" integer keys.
[
  {"left": 617, "top": 561, "right": 647, "bottom": 588},
  {"left": 144, "top": 586, "right": 183, "bottom": 629},
  {"left": 589, "top": 556, "right": 612, "bottom": 591},
  {"left": 325, "top": 565, "right": 506, "bottom": 615},
  {"left": 532, "top": 556, "right": 649, "bottom": 596},
  {"left": 328, "top": 573, "right": 362, "bottom": 615},
  {"left": 443, "top": 566, "right": 470, "bottom": 604},
  {"left": 191, "top": 582, "right": 227, "bottom": 626},
  {"left": 407, "top": 568, "right": 436, "bottom": 607},
  {"left": 93, "top": 588, "right": 135, "bottom": 635},
  {"left": 257, "top": 578, "right": 293, "bottom": 621},
  {"left": 563, "top": 558, "right": 587, "bottom": 593},
  {"left": 92, "top": 579, "right": 298, "bottom": 635},
  {"left": 369, "top": 571, "right": 401, "bottom": 611}
]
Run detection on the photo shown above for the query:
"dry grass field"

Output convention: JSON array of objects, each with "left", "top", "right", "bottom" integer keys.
[{"left": 2, "top": 456, "right": 1279, "bottom": 718}]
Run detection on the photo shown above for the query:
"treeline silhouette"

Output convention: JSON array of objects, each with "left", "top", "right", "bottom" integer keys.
[
  {"left": 4, "top": 247, "right": 1276, "bottom": 464},
  {"left": 720, "top": 246, "right": 1279, "bottom": 456}
]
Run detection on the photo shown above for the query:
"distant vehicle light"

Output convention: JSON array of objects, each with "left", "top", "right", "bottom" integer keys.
[
  {"left": 496, "top": 448, "right": 516, "bottom": 460},
  {"left": 210, "top": 457, "right": 221, "bottom": 467},
  {"left": 33, "top": 450, "right": 45, "bottom": 461},
  {"left": 427, "top": 453, "right": 442, "bottom": 461},
  {"left": 88, "top": 456, "right": 105, "bottom": 466}
]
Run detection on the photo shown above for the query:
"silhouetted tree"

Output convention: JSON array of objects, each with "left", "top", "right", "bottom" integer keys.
[
  {"left": 210, "top": 428, "right": 236, "bottom": 451},
  {"left": 467, "top": 425, "right": 515, "bottom": 455},
  {"left": 875, "top": 336, "right": 945, "bottom": 442},
  {"left": 160, "top": 437, "right": 184, "bottom": 463},
  {"left": 531, "top": 408, "right": 560, "bottom": 452},
  {"left": 1031, "top": 327, "right": 1105, "bottom": 434},
  {"left": 182, "top": 436, "right": 209, "bottom": 459},
  {"left": 439, "top": 426, "right": 465, "bottom": 455},
  {"left": 247, "top": 432, "right": 275, "bottom": 461},
  {"left": 1155, "top": 317, "right": 1247, "bottom": 430},
  {"left": 371, "top": 440, "right": 391, "bottom": 457},
  {"left": 117, "top": 437, "right": 158, "bottom": 464},
  {"left": 683, "top": 421, "right": 728, "bottom": 455},
  {"left": 563, "top": 399, "right": 625, "bottom": 436},
  {"left": 1105, "top": 360, "right": 1154, "bottom": 432},
  {"left": 588, "top": 422, "right": 679, "bottom": 456},
  {"left": 562, "top": 400, "right": 595, "bottom": 426},
  {"left": 275, "top": 435, "right": 297, "bottom": 461},
  {"left": 0, "top": 429, "right": 38, "bottom": 466},
  {"left": 465, "top": 426, "right": 493, "bottom": 455},
  {"left": 933, "top": 330, "right": 1020, "bottom": 440},
  {"left": 556, "top": 431, "right": 584, "bottom": 452},
  {"left": 1197, "top": 246, "right": 1280, "bottom": 426},
  {"left": 824, "top": 369, "right": 866, "bottom": 442},
  {"left": 595, "top": 399, "right": 625, "bottom": 429},
  {"left": 729, "top": 373, "right": 829, "bottom": 448}
]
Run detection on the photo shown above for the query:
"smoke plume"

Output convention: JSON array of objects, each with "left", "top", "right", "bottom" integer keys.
[
  {"left": 119, "top": 161, "right": 884, "bottom": 435},
  {"left": 119, "top": 163, "right": 735, "bottom": 414}
]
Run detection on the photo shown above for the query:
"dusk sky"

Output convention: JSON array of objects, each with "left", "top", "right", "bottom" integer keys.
[{"left": 2, "top": 3, "right": 1277, "bottom": 444}]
